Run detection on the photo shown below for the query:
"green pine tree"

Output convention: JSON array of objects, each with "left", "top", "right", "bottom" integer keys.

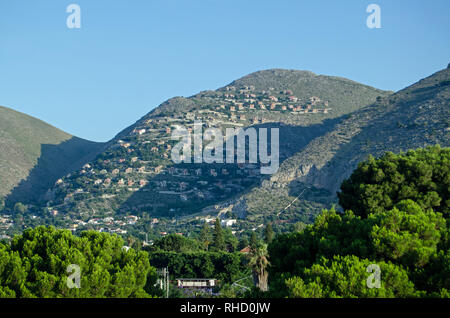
[
  {"left": 200, "top": 223, "right": 211, "bottom": 250},
  {"left": 213, "top": 218, "right": 225, "bottom": 251},
  {"left": 250, "top": 232, "right": 258, "bottom": 250},
  {"left": 264, "top": 223, "right": 274, "bottom": 244}
]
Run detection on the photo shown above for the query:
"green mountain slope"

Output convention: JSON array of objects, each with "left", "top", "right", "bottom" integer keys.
[
  {"left": 0, "top": 106, "right": 106, "bottom": 204},
  {"left": 41, "top": 69, "right": 390, "bottom": 223}
]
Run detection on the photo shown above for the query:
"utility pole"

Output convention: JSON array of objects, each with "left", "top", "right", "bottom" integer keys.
[{"left": 157, "top": 267, "right": 170, "bottom": 297}]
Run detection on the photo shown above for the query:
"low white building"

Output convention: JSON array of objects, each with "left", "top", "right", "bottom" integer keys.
[
  {"left": 221, "top": 219, "right": 237, "bottom": 227},
  {"left": 176, "top": 278, "right": 217, "bottom": 288}
]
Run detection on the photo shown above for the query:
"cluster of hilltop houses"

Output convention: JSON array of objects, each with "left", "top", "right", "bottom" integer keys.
[
  {"left": 126, "top": 86, "right": 331, "bottom": 138},
  {"left": 218, "top": 85, "right": 330, "bottom": 116}
]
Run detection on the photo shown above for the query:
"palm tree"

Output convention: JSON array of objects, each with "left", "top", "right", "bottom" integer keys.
[{"left": 248, "top": 243, "right": 270, "bottom": 292}]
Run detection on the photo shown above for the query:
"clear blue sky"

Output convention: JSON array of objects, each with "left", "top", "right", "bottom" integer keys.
[{"left": 1, "top": 0, "right": 449, "bottom": 142}]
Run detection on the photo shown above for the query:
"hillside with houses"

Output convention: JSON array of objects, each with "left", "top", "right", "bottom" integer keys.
[
  {"left": 0, "top": 69, "right": 393, "bottom": 240},
  {"left": 4, "top": 66, "right": 448, "bottom": 241}
]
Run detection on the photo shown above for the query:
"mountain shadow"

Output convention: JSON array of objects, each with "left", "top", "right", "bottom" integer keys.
[{"left": 5, "top": 137, "right": 106, "bottom": 206}]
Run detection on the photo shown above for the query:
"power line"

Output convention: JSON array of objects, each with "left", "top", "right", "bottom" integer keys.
[
  {"left": 276, "top": 186, "right": 310, "bottom": 217},
  {"left": 231, "top": 275, "right": 252, "bottom": 292}
]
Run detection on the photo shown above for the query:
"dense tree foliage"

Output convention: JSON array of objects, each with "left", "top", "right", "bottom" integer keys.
[
  {"left": 13, "top": 202, "right": 27, "bottom": 214},
  {"left": 338, "top": 145, "right": 449, "bottom": 218},
  {"left": 147, "top": 251, "right": 249, "bottom": 284},
  {"left": 270, "top": 201, "right": 449, "bottom": 297},
  {"left": 212, "top": 218, "right": 226, "bottom": 252},
  {"left": 0, "top": 226, "right": 157, "bottom": 298},
  {"left": 370, "top": 200, "right": 445, "bottom": 268},
  {"left": 270, "top": 147, "right": 450, "bottom": 298},
  {"left": 149, "top": 233, "right": 203, "bottom": 253},
  {"left": 200, "top": 223, "right": 211, "bottom": 250},
  {"left": 143, "top": 232, "right": 250, "bottom": 291},
  {"left": 250, "top": 232, "right": 258, "bottom": 250},
  {"left": 285, "top": 255, "right": 417, "bottom": 298},
  {"left": 264, "top": 223, "right": 274, "bottom": 244}
]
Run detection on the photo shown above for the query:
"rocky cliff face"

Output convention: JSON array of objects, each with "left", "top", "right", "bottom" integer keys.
[{"left": 240, "top": 67, "right": 450, "bottom": 223}]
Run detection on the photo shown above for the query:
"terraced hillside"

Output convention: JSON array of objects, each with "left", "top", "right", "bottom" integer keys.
[
  {"left": 5, "top": 66, "right": 448, "bottom": 238},
  {"left": 39, "top": 69, "right": 390, "bottom": 226}
]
